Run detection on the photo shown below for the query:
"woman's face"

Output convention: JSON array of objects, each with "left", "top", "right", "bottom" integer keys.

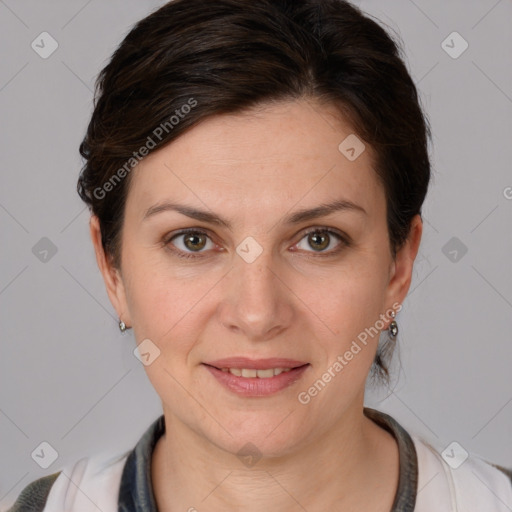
[{"left": 93, "top": 99, "right": 421, "bottom": 457}]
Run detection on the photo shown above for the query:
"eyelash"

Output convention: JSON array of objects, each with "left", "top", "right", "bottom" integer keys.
[{"left": 163, "top": 227, "right": 351, "bottom": 260}]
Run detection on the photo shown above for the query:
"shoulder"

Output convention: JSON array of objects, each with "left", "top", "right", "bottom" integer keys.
[
  {"left": 5, "top": 472, "right": 60, "bottom": 512},
  {"left": 412, "top": 435, "right": 512, "bottom": 511},
  {"left": 5, "top": 451, "right": 129, "bottom": 512}
]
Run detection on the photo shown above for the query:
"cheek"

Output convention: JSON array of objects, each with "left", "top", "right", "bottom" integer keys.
[
  {"left": 297, "top": 257, "right": 389, "bottom": 337},
  {"left": 292, "top": 256, "right": 391, "bottom": 397},
  {"left": 122, "top": 251, "right": 175, "bottom": 334},
  {"left": 295, "top": 270, "right": 388, "bottom": 410},
  {"left": 127, "top": 276, "right": 200, "bottom": 343},
  {"left": 122, "top": 251, "right": 223, "bottom": 364}
]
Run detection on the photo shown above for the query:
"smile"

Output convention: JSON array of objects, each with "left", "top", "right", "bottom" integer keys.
[
  {"left": 219, "top": 367, "right": 293, "bottom": 378},
  {"left": 203, "top": 361, "right": 310, "bottom": 397}
]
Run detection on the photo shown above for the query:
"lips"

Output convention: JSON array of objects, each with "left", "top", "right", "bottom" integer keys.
[{"left": 203, "top": 357, "right": 310, "bottom": 397}]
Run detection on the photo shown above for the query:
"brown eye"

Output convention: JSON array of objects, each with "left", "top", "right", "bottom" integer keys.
[
  {"left": 166, "top": 230, "right": 214, "bottom": 257},
  {"left": 183, "top": 232, "right": 207, "bottom": 251},
  {"left": 307, "top": 231, "right": 330, "bottom": 251},
  {"left": 294, "top": 228, "right": 347, "bottom": 255}
]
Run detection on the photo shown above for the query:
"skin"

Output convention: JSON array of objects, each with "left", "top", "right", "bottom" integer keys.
[{"left": 91, "top": 99, "right": 422, "bottom": 511}]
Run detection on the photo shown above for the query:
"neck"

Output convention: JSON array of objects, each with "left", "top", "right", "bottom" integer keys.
[{"left": 151, "top": 404, "right": 399, "bottom": 512}]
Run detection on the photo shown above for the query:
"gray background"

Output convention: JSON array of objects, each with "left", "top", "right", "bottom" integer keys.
[{"left": 0, "top": 0, "right": 511, "bottom": 508}]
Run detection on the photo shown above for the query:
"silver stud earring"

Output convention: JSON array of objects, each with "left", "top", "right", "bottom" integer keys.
[
  {"left": 388, "top": 311, "right": 398, "bottom": 338},
  {"left": 119, "top": 320, "right": 127, "bottom": 333}
]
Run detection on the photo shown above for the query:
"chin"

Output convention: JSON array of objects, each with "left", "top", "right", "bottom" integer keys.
[{"left": 203, "top": 411, "right": 310, "bottom": 461}]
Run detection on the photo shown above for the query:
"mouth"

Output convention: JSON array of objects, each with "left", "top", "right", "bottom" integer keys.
[
  {"left": 202, "top": 358, "right": 310, "bottom": 397},
  {"left": 214, "top": 367, "right": 297, "bottom": 378}
]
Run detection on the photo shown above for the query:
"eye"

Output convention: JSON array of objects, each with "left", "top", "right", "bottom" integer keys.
[
  {"left": 293, "top": 228, "right": 348, "bottom": 255},
  {"left": 164, "top": 227, "right": 350, "bottom": 260},
  {"left": 165, "top": 230, "right": 215, "bottom": 258}
]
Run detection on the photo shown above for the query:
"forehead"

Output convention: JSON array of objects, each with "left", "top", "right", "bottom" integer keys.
[{"left": 127, "top": 99, "right": 384, "bottom": 220}]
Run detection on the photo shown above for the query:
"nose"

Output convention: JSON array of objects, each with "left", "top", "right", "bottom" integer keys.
[{"left": 217, "top": 249, "right": 294, "bottom": 342}]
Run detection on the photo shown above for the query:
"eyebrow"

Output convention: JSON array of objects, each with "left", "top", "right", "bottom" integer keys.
[{"left": 142, "top": 198, "right": 366, "bottom": 229}]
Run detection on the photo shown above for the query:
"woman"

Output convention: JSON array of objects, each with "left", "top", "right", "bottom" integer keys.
[{"left": 8, "top": 0, "right": 511, "bottom": 510}]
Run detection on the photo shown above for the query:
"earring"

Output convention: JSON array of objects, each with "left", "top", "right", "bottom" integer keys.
[
  {"left": 119, "top": 320, "right": 127, "bottom": 333},
  {"left": 388, "top": 311, "right": 398, "bottom": 338}
]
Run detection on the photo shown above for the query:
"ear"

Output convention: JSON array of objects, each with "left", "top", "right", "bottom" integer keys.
[
  {"left": 384, "top": 214, "right": 423, "bottom": 314},
  {"left": 89, "top": 216, "right": 131, "bottom": 327}
]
